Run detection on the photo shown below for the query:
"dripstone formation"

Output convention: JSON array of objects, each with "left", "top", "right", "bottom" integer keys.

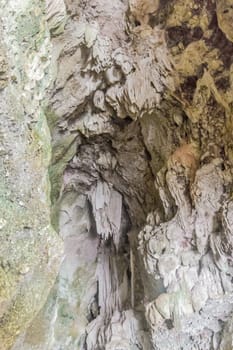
[{"left": 1, "top": 0, "right": 233, "bottom": 349}]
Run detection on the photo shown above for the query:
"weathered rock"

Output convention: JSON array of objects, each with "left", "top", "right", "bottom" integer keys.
[
  {"left": 0, "top": 1, "right": 63, "bottom": 349},
  {"left": 1, "top": 0, "right": 233, "bottom": 349}
]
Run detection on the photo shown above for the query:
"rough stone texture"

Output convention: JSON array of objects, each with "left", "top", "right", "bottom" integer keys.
[
  {"left": 1, "top": 0, "right": 233, "bottom": 349},
  {"left": 0, "top": 1, "right": 63, "bottom": 349}
]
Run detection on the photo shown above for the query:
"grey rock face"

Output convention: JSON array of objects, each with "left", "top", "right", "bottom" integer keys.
[
  {"left": 2, "top": 0, "right": 233, "bottom": 349},
  {"left": 0, "top": 1, "right": 63, "bottom": 349}
]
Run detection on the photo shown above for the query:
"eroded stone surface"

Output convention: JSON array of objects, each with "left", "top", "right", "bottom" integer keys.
[
  {"left": 0, "top": 1, "right": 63, "bottom": 349},
  {"left": 2, "top": 0, "right": 233, "bottom": 349}
]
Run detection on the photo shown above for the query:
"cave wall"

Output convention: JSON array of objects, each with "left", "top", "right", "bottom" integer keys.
[
  {"left": 1, "top": 0, "right": 233, "bottom": 349},
  {"left": 0, "top": 1, "right": 63, "bottom": 349}
]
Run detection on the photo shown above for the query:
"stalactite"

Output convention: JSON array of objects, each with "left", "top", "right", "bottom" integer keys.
[
  {"left": 130, "top": 246, "right": 135, "bottom": 309},
  {"left": 2, "top": 0, "right": 233, "bottom": 349}
]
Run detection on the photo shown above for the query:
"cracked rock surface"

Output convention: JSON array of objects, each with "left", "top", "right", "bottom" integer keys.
[{"left": 1, "top": 0, "right": 233, "bottom": 349}]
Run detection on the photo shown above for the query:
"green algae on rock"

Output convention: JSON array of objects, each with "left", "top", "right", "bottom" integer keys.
[{"left": 0, "top": 0, "right": 63, "bottom": 349}]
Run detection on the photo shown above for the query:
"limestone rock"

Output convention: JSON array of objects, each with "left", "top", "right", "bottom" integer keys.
[
  {"left": 0, "top": 1, "right": 63, "bottom": 349},
  {"left": 2, "top": 0, "right": 233, "bottom": 350},
  {"left": 46, "top": 0, "right": 67, "bottom": 36}
]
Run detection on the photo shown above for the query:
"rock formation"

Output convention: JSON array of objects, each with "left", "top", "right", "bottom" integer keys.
[{"left": 1, "top": 0, "right": 233, "bottom": 349}]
